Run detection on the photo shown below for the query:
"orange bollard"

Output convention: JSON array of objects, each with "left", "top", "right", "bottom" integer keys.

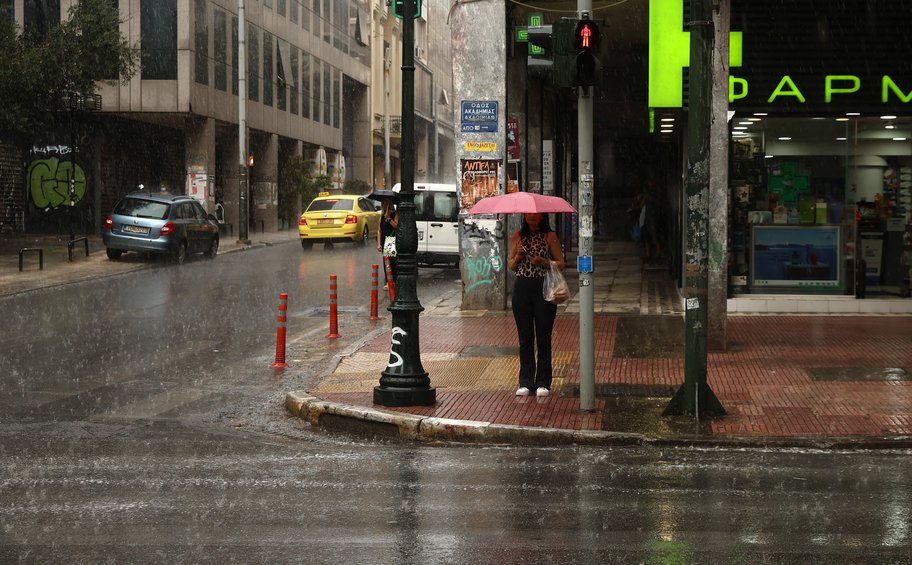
[
  {"left": 369, "top": 264, "right": 381, "bottom": 320},
  {"left": 272, "top": 292, "right": 288, "bottom": 368},
  {"left": 327, "top": 274, "right": 340, "bottom": 339},
  {"left": 384, "top": 257, "right": 396, "bottom": 302}
]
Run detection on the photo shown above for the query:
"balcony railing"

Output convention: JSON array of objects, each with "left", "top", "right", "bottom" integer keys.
[{"left": 373, "top": 114, "right": 402, "bottom": 136}]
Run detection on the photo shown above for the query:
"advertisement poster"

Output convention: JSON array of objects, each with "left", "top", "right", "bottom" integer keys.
[
  {"left": 460, "top": 159, "right": 500, "bottom": 210},
  {"left": 751, "top": 225, "right": 841, "bottom": 288},
  {"left": 507, "top": 117, "right": 520, "bottom": 160}
]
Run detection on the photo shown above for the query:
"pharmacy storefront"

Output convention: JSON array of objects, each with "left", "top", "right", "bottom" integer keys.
[{"left": 652, "top": 0, "right": 912, "bottom": 306}]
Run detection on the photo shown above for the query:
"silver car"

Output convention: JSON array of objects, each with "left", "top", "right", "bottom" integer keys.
[{"left": 102, "top": 191, "right": 220, "bottom": 264}]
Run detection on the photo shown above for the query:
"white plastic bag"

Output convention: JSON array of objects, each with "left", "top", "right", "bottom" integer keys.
[
  {"left": 383, "top": 235, "right": 397, "bottom": 257},
  {"left": 543, "top": 260, "right": 569, "bottom": 304}
]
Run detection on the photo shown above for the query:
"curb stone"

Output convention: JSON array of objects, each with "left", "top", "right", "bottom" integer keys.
[{"left": 285, "top": 391, "right": 912, "bottom": 450}]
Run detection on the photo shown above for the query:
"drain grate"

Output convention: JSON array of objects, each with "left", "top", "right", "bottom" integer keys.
[{"left": 806, "top": 367, "right": 911, "bottom": 382}]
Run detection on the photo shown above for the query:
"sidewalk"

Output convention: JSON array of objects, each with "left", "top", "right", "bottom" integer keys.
[
  {"left": 2, "top": 230, "right": 910, "bottom": 448},
  {"left": 287, "top": 242, "right": 912, "bottom": 449},
  {"left": 0, "top": 228, "right": 299, "bottom": 297}
]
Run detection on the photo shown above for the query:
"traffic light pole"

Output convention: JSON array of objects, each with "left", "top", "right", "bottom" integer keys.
[{"left": 577, "top": 5, "right": 595, "bottom": 412}]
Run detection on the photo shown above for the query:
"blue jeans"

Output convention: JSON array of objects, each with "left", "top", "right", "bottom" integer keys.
[{"left": 511, "top": 276, "right": 557, "bottom": 390}]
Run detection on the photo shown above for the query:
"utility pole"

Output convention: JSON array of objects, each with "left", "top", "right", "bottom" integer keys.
[
  {"left": 237, "top": 0, "right": 250, "bottom": 244},
  {"left": 575, "top": 4, "right": 596, "bottom": 412},
  {"left": 375, "top": 0, "right": 435, "bottom": 407},
  {"left": 384, "top": 47, "right": 391, "bottom": 189},
  {"left": 663, "top": 0, "right": 725, "bottom": 418}
]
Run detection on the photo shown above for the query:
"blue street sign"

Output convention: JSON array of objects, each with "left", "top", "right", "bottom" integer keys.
[
  {"left": 460, "top": 101, "right": 498, "bottom": 133},
  {"left": 577, "top": 255, "right": 593, "bottom": 273}
]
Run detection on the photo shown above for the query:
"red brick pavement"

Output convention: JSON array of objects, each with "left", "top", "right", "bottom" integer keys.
[{"left": 321, "top": 315, "right": 912, "bottom": 438}]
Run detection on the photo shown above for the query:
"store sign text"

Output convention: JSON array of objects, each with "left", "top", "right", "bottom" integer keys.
[{"left": 729, "top": 75, "right": 912, "bottom": 104}]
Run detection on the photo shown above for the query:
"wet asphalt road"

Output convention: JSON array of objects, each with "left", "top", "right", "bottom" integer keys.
[{"left": 1, "top": 242, "right": 911, "bottom": 563}]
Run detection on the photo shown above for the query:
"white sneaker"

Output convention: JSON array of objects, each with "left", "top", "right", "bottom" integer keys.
[
  {"left": 515, "top": 387, "right": 531, "bottom": 396},
  {"left": 535, "top": 387, "right": 550, "bottom": 397}
]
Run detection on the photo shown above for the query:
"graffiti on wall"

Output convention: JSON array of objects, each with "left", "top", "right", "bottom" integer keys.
[
  {"left": 28, "top": 146, "right": 86, "bottom": 209},
  {"left": 460, "top": 218, "right": 504, "bottom": 294}
]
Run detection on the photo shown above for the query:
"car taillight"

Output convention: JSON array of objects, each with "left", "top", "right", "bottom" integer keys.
[
  {"left": 344, "top": 215, "right": 357, "bottom": 224},
  {"left": 299, "top": 217, "right": 308, "bottom": 226},
  {"left": 103, "top": 214, "right": 113, "bottom": 231},
  {"left": 160, "top": 221, "right": 175, "bottom": 236}
]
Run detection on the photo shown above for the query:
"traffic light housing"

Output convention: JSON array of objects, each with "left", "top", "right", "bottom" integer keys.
[
  {"left": 525, "top": 19, "right": 575, "bottom": 87},
  {"left": 574, "top": 18, "right": 601, "bottom": 88}
]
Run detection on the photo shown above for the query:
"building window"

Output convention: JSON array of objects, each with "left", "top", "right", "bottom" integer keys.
[
  {"left": 322, "top": 0, "right": 330, "bottom": 44},
  {"left": 214, "top": 9, "right": 227, "bottom": 91},
  {"left": 290, "top": 0, "right": 298, "bottom": 24},
  {"left": 323, "top": 64, "right": 330, "bottom": 126},
  {"left": 264, "top": 0, "right": 273, "bottom": 8},
  {"left": 1, "top": 0, "right": 13, "bottom": 21},
  {"left": 300, "top": 0, "right": 309, "bottom": 32},
  {"left": 333, "top": 69, "right": 340, "bottom": 129},
  {"left": 231, "top": 16, "right": 238, "bottom": 95},
  {"left": 24, "top": 0, "right": 60, "bottom": 38},
  {"left": 263, "top": 32, "right": 273, "bottom": 107},
  {"left": 248, "top": 27, "right": 259, "bottom": 102},
  {"left": 312, "top": 57, "right": 321, "bottom": 123},
  {"left": 141, "top": 0, "right": 177, "bottom": 80},
  {"left": 301, "top": 52, "right": 310, "bottom": 119},
  {"left": 290, "top": 47, "right": 298, "bottom": 115},
  {"left": 333, "top": 0, "right": 346, "bottom": 53},
  {"left": 194, "top": 0, "right": 208, "bottom": 85},
  {"left": 312, "top": 0, "right": 319, "bottom": 37},
  {"left": 276, "top": 40, "right": 288, "bottom": 111},
  {"left": 278, "top": 0, "right": 286, "bottom": 17}
]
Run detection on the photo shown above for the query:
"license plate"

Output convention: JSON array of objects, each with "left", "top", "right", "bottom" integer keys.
[
  {"left": 123, "top": 225, "right": 150, "bottom": 234},
  {"left": 318, "top": 219, "right": 334, "bottom": 224}
]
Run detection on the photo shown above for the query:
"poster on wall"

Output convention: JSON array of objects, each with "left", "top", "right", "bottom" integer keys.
[
  {"left": 542, "top": 140, "right": 554, "bottom": 195},
  {"left": 460, "top": 159, "right": 500, "bottom": 211},
  {"left": 750, "top": 225, "right": 841, "bottom": 289},
  {"left": 507, "top": 117, "right": 520, "bottom": 160}
]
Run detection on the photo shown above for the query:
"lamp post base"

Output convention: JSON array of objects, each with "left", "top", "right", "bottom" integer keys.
[{"left": 374, "top": 385, "right": 436, "bottom": 407}]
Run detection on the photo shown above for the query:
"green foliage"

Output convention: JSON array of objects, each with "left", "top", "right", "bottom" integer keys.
[
  {"left": 0, "top": 0, "right": 137, "bottom": 143},
  {"left": 278, "top": 157, "right": 336, "bottom": 225},
  {"left": 343, "top": 178, "right": 371, "bottom": 195}
]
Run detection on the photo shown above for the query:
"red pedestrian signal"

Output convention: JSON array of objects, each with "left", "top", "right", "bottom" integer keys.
[{"left": 575, "top": 19, "right": 599, "bottom": 52}]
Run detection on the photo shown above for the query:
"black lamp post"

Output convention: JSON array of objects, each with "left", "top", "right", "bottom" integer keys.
[{"left": 374, "top": 0, "right": 435, "bottom": 407}]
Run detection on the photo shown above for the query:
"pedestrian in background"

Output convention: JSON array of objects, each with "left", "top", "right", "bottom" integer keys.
[
  {"left": 507, "top": 212, "right": 565, "bottom": 398},
  {"left": 377, "top": 196, "right": 399, "bottom": 290}
]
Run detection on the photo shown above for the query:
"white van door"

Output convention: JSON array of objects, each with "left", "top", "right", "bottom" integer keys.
[{"left": 420, "top": 189, "right": 459, "bottom": 260}]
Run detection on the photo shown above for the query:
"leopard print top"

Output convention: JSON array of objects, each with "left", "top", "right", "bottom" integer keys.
[{"left": 515, "top": 231, "right": 551, "bottom": 278}]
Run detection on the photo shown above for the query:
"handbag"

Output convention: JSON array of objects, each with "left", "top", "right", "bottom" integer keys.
[
  {"left": 543, "top": 260, "right": 569, "bottom": 304},
  {"left": 383, "top": 234, "right": 397, "bottom": 257}
]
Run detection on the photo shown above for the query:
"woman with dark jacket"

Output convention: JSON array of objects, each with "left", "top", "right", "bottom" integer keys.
[
  {"left": 507, "top": 213, "right": 565, "bottom": 397},
  {"left": 376, "top": 197, "right": 399, "bottom": 290}
]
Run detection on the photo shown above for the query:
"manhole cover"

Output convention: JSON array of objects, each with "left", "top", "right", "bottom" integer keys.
[
  {"left": 613, "top": 316, "right": 683, "bottom": 358},
  {"left": 806, "top": 367, "right": 911, "bottom": 381}
]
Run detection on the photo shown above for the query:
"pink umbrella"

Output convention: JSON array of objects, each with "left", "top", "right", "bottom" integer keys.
[{"left": 468, "top": 192, "right": 576, "bottom": 214}]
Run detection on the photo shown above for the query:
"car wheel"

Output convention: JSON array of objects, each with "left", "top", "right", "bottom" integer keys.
[
  {"left": 301, "top": 239, "right": 313, "bottom": 250},
  {"left": 106, "top": 248, "right": 123, "bottom": 260},
  {"left": 174, "top": 241, "right": 188, "bottom": 265},
  {"left": 206, "top": 236, "right": 219, "bottom": 259},
  {"left": 358, "top": 226, "right": 369, "bottom": 246}
]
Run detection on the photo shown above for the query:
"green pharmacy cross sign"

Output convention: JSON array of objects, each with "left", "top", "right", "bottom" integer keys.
[
  {"left": 393, "top": 0, "right": 422, "bottom": 19},
  {"left": 516, "top": 13, "right": 546, "bottom": 55}
]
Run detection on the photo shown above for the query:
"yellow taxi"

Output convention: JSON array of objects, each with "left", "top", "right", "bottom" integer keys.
[{"left": 298, "top": 192, "right": 380, "bottom": 249}]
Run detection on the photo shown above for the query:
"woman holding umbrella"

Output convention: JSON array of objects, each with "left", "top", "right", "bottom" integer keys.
[
  {"left": 507, "top": 212, "right": 565, "bottom": 397},
  {"left": 372, "top": 191, "right": 399, "bottom": 290}
]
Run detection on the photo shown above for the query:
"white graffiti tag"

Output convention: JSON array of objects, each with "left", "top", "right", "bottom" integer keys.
[{"left": 387, "top": 326, "right": 407, "bottom": 368}]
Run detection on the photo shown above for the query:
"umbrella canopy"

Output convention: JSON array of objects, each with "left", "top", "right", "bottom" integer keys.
[
  {"left": 367, "top": 189, "right": 400, "bottom": 202},
  {"left": 468, "top": 192, "right": 576, "bottom": 214}
]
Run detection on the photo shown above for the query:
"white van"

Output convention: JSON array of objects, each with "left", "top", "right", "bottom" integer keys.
[{"left": 392, "top": 182, "right": 460, "bottom": 266}]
